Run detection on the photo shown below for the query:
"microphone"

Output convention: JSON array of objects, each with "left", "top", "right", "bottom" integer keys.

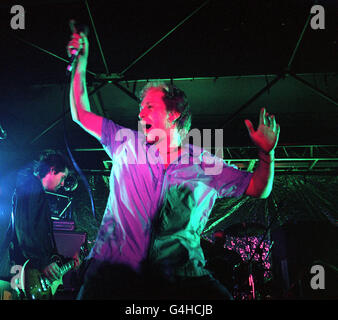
[{"left": 67, "top": 20, "right": 89, "bottom": 73}]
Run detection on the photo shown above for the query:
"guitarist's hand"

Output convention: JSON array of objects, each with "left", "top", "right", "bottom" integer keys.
[
  {"left": 43, "top": 262, "right": 61, "bottom": 281},
  {"left": 73, "top": 252, "right": 80, "bottom": 269}
]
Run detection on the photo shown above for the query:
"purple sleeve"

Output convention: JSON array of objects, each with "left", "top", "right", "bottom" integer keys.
[
  {"left": 201, "top": 152, "right": 252, "bottom": 198},
  {"left": 101, "top": 118, "right": 135, "bottom": 158},
  {"left": 215, "top": 163, "right": 253, "bottom": 198}
]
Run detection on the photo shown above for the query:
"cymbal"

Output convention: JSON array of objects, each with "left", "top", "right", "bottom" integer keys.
[{"left": 224, "top": 223, "right": 266, "bottom": 237}]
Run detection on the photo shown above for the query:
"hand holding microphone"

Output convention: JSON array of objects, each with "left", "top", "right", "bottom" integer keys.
[{"left": 67, "top": 20, "right": 89, "bottom": 73}]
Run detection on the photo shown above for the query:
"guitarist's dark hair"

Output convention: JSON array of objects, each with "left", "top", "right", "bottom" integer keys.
[{"left": 33, "top": 149, "right": 69, "bottom": 178}]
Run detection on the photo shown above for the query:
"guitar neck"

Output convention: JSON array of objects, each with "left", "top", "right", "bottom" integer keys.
[{"left": 60, "top": 259, "right": 75, "bottom": 276}]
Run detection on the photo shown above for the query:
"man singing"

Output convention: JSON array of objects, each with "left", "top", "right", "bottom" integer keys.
[{"left": 68, "top": 32, "right": 280, "bottom": 300}]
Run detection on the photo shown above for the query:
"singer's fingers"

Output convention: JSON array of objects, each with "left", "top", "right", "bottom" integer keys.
[
  {"left": 244, "top": 119, "right": 255, "bottom": 135},
  {"left": 69, "top": 34, "right": 87, "bottom": 49},
  {"left": 70, "top": 33, "right": 81, "bottom": 41},
  {"left": 79, "top": 32, "right": 89, "bottom": 54},
  {"left": 67, "top": 41, "right": 82, "bottom": 58},
  {"left": 258, "top": 108, "right": 266, "bottom": 126},
  {"left": 79, "top": 32, "right": 88, "bottom": 44},
  {"left": 70, "top": 31, "right": 87, "bottom": 44},
  {"left": 67, "top": 35, "right": 85, "bottom": 48},
  {"left": 270, "top": 114, "right": 276, "bottom": 131},
  {"left": 67, "top": 39, "right": 81, "bottom": 48},
  {"left": 67, "top": 31, "right": 88, "bottom": 59}
]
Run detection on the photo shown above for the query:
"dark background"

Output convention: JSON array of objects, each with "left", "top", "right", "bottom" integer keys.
[{"left": 0, "top": 0, "right": 337, "bottom": 299}]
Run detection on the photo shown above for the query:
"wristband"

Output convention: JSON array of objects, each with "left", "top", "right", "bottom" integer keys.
[{"left": 258, "top": 150, "right": 275, "bottom": 164}]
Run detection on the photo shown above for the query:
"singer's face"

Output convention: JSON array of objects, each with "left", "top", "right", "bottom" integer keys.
[{"left": 138, "top": 88, "right": 173, "bottom": 144}]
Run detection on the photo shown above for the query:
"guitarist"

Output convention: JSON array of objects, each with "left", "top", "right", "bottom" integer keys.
[{"left": 5, "top": 150, "right": 70, "bottom": 299}]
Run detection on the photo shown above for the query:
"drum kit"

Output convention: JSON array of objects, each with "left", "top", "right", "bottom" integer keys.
[{"left": 202, "top": 222, "right": 274, "bottom": 300}]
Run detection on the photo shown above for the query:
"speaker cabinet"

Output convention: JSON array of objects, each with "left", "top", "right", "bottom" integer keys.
[
  {"left": 53, "top": 231, "right": 87, "bottom": 258},
  {"left": 53, "top": 231, "right": 87, "bottom": 293}
]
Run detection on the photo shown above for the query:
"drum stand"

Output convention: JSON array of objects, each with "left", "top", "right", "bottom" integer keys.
[{"left": 244, "top": 207, "right": 280, "bottom": 300}]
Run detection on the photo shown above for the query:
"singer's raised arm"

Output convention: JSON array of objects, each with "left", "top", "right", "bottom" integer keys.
[{"left": 68, "top": 32, "right": 103, "bottom": 140}]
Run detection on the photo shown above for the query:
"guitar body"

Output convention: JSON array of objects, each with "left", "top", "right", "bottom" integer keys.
[
  {"left": 23, "top": 267, "right": 53, "bottom": 300},
  {"left": 19, "top": 246, "right": 87, "bottom": 300},
  {"left": 50, "top": 278, "right": 63, "bottom": 296}
]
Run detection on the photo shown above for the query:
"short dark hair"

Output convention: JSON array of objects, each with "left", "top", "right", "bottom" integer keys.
[
  {"left": 139, "top": 82, "right": 192, "bottom": 138},
  {"left": 33, "top": 149, "right": 68, "bottom": 178}
]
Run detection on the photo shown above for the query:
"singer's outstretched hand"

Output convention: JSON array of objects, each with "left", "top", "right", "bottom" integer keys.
[
  {"left": 244, "top": 108, "right": 280, "bottom": 154},
  {"left": 68, "top": 29, "right": 103, "bottom": 140},
  {"left": 67, "top": 32, "right": 89, "bottom": 70}
]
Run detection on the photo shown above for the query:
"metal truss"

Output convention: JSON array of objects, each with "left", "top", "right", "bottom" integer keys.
[
  {"left": 14, "top": 0, "right": 336, "bottom": 147},
  {"left": 13, "top": 0, "right": 336, "bottom": 177},
  {"left": 217, "top": 144, "right": 338, "bottom": 174},
  {"left": 18, "top": 0, "right": 338, "bottom": 146},
  {"left": 72, "top": 3, "right": 338, "bottom": 177},
  {"left": 73, "top": 144, "right": 338, "bottom": 175}
]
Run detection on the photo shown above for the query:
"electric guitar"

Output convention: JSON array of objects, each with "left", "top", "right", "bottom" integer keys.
[{"left": 18, "top": 245, "right": 87, "bottom": 300}]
